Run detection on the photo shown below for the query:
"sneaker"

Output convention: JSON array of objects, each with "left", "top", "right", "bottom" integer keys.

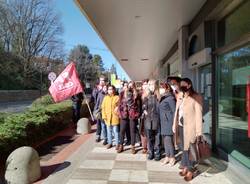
[
  {"left": 154, "top": 156, "right": 161, "bottom": 161},
  {"left": 148, "top": 154, "right": 154, "bottom": 160},
  {"left": 169, "top": 158, "right": 176, "bottom": 167},
  {"left": 161, "top": 157, "right": 169, "bottom": 165},
  {"left": 125, "top": 141, "right": 131, "bottom": 146},
  {"left": 106, "top": 144, "right": 112, "bottom": 149},
  {"left": 96, "top": 136, "right": 101, "bottom": 142},
  {"left": 115, "top": 145, "right": 119, "bottom": 150},
  {"left": 103, "top": 140, "right": 108, "bottom": 145}
]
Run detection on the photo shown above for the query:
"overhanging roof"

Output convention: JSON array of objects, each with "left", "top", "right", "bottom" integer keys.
[{"left": 75, "top": 0, "right": 206, "bottom": 80}]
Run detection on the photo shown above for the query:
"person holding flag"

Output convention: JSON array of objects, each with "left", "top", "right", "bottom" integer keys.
[
  {"left": 71, "top": 91, "right": 84, "bottom": 127},
  {"left": 49, "top": 62, "right": 93, "bottom": 128}
]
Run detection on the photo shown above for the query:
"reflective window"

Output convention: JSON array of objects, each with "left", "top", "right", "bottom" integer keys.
[
  {"left": 217, "top": 1, "right": 250, "bottom": 47},
  {"left": 217, "top": 44, "right": 250, "bottom": 168}
]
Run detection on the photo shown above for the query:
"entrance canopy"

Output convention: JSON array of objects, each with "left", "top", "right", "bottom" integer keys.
[{"left": 76, "top": 0, "right": 206, "bottom": 80}]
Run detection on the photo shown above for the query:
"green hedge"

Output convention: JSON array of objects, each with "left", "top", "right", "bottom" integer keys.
[{"left": 0, "top": 95, "right": 74, "bottom": 159}]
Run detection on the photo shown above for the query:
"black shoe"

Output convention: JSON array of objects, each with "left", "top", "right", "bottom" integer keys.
[
  {"left": 96, "top": 136, "right": 101, "bottom": 142},
  {"left": 148, "top": 154, "right": 154, "bottom": 160},
  {"left": 103, "top": 140, "right": 108, "bottom": 145},
  {"left": 154, "top": 156, "right": 161, "bottom": 161},
  {"left": 125, "top": 141, "right": 131, "bottom": 146}
]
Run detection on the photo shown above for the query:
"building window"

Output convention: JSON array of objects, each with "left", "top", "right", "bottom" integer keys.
[
  {"left": 217, "top": 44, "right": 250, "bottom": 168},
  {"left": 217, "top": 1, "right": 250, "bottom": 48},
  {"left": 188, "top": 35, "right": 198, "bottom": 56}
]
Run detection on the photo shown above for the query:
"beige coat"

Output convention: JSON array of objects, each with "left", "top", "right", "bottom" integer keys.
[{"left": 172, "top": 92, "right": 203, "bottom": 151}]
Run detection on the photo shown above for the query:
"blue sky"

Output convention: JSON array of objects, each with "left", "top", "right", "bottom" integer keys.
[{"left": 54, "top": 0, "right": 130, "bottom": 80}]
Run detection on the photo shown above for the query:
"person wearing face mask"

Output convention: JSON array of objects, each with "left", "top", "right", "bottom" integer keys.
[
  {"left": 167, "top": 76, "right": 181, "bottom": 99},
  {"left": 167, "top": 76, "right": 183, "bottom": 158},
  {"left": 101, "top": 85, "right": 120, "bottom": 150},
  {"left": 139, "top": 79, "right": 149, "bottom": 154},
  {"left": 118, "top": 81, "right": 141, "bottom": 154},
  {"left": 159, "top": 82, "right": 176, "bottom": 166},
  {"left": 118, "top": 81, "right": 131, "bottom": 146},
  {"left": 172, "top": 78, "right": 203, "bottom": 181},
  {"left": 142, "top": 79, "right": 161, "bottom": 161}
]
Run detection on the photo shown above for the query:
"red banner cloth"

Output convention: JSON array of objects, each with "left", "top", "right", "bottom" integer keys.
[{"left": 49, "top": 62, "right": 83, "bottom": 103}]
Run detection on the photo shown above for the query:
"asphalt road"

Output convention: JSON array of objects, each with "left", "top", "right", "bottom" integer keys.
[{"left": 0, "top": 100, "right": 33, "bottom": 113}]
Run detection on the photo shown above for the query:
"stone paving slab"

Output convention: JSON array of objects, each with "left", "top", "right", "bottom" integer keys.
[
  {"left": 65, "top": 141, "right": 189, "bottom": 184},
  {"left": 43, "top": 134, "right": 238, "bottom": 184}
]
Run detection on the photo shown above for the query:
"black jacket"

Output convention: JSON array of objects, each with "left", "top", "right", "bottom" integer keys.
[
  {"left": 142, "top": 94, "right": 160, "bottom": 130},
  {"left": 71, "top": 92, "right": 83, "bottom": 107}
]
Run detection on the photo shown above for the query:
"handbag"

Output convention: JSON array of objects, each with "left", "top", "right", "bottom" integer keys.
[
  {"left": 196, "top": 136, "right": 211, "bottom": 160},
  {"left": 189, "top": 136, "right": 211, "bottom": 162}
]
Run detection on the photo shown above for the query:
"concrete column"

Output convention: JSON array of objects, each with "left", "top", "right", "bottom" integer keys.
[{"left": 178, "top": 26, "right": 194, "bottom": 80}]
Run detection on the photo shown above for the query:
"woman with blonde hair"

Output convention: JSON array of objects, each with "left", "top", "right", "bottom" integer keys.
[
  {"left": 139, "top": 79, "right": 150, "bottom": 154},
  {"left": 142, "top": 79, "right": 161, "bottom": 160}
]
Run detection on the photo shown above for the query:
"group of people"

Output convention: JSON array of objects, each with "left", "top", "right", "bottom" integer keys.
[{"left": 89, "top": 75, "right": 203, "bottom": 181}]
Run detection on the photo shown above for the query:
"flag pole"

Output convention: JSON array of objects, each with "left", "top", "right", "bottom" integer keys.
[{"left": 82, "top": 91, "right": 94, "bottom": 122}]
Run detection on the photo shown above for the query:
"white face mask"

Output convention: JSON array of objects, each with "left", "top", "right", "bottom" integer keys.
[
  {"left": 149, "top": 85, "right": 155, "bottom": 92},
  {"left": 171, "top": 85, "right": 176, "bottom": 91},
  {"left": 159, "top": 88, "right": 166, "bottom": 95},
  {"left": 142, "top": 84, "right": 148, "bottom": 90}
]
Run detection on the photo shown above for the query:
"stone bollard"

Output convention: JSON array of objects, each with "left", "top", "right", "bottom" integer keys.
[
  {"left": 5, "top": 146, "right": 41, "bottom": 184},
  {"left": 76, "top": 118, "right": 91, "bottom": 134}
]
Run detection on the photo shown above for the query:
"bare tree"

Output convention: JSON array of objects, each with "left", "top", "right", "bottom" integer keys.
[{"left": 0, "top": 0, "right": 64, "bottom": 87}]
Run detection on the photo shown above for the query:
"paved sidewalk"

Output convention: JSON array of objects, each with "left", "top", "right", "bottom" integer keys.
[
  {"left": 66, "top": 142, "right": 188, "bottom": 184},
  {"left": 42, "top": 133, "right": 237, "bottom": 184}
]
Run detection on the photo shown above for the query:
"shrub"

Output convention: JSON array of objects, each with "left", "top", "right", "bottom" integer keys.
[
  {"left": 31, "top": 94, "right": 54, "bottom": 107},
  {"left": 0, "top": 96, "right": 75, "bottom": 159}
]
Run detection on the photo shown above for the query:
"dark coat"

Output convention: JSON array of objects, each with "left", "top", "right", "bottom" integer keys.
[
  {"left": 118, "top": 90, "right": 141, "bottom": 120},
  {"left": 142, "top": 94, "right": 160, "bottom": 130},
  {"left": 159, "top": 93, "right": 176, "bottom": 135},
  {"left": 94, "top": 91, "right": 106, "bottom": 111},
  {"left": 71, "top": 92, "right": 83, "bottom": 108},
  {"left": 91, "top": 87, "right": 99, "bottom": 104}
]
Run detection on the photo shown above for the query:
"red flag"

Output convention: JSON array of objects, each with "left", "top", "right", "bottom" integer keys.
[{"left": 49, "top": 62, "right": 83, "bottom": 102}]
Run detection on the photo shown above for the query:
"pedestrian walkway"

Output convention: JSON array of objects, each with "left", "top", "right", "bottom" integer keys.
[
  {"left": 42, "top": 132, "right": 237, "bottom": 184},
  {"left": 66, "top": 143, "right": 187, "bottom": 184}
]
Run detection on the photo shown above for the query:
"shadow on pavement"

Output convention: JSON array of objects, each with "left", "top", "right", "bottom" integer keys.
[{"left": 40, "top": 161, "right": 71, "bottom": 180}]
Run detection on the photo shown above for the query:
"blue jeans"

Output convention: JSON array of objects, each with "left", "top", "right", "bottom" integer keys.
[
  {"left": 107, "top": 125, "right": 120, "bottom": 146},
  {"left": 101, "top": 120, "right": 107, "bottom": 141}
]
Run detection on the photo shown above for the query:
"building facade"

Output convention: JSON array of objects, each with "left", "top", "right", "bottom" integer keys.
[{"left": 159, "top": 0, "right": 250, "bottom": 178}]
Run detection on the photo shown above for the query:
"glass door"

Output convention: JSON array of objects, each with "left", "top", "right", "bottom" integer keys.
[
  {"left": 217, "top": 44, "right": 250, "bottom": 169},
  {"left": 198, "top": 64, "right": 212, "bottom": 144}
]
